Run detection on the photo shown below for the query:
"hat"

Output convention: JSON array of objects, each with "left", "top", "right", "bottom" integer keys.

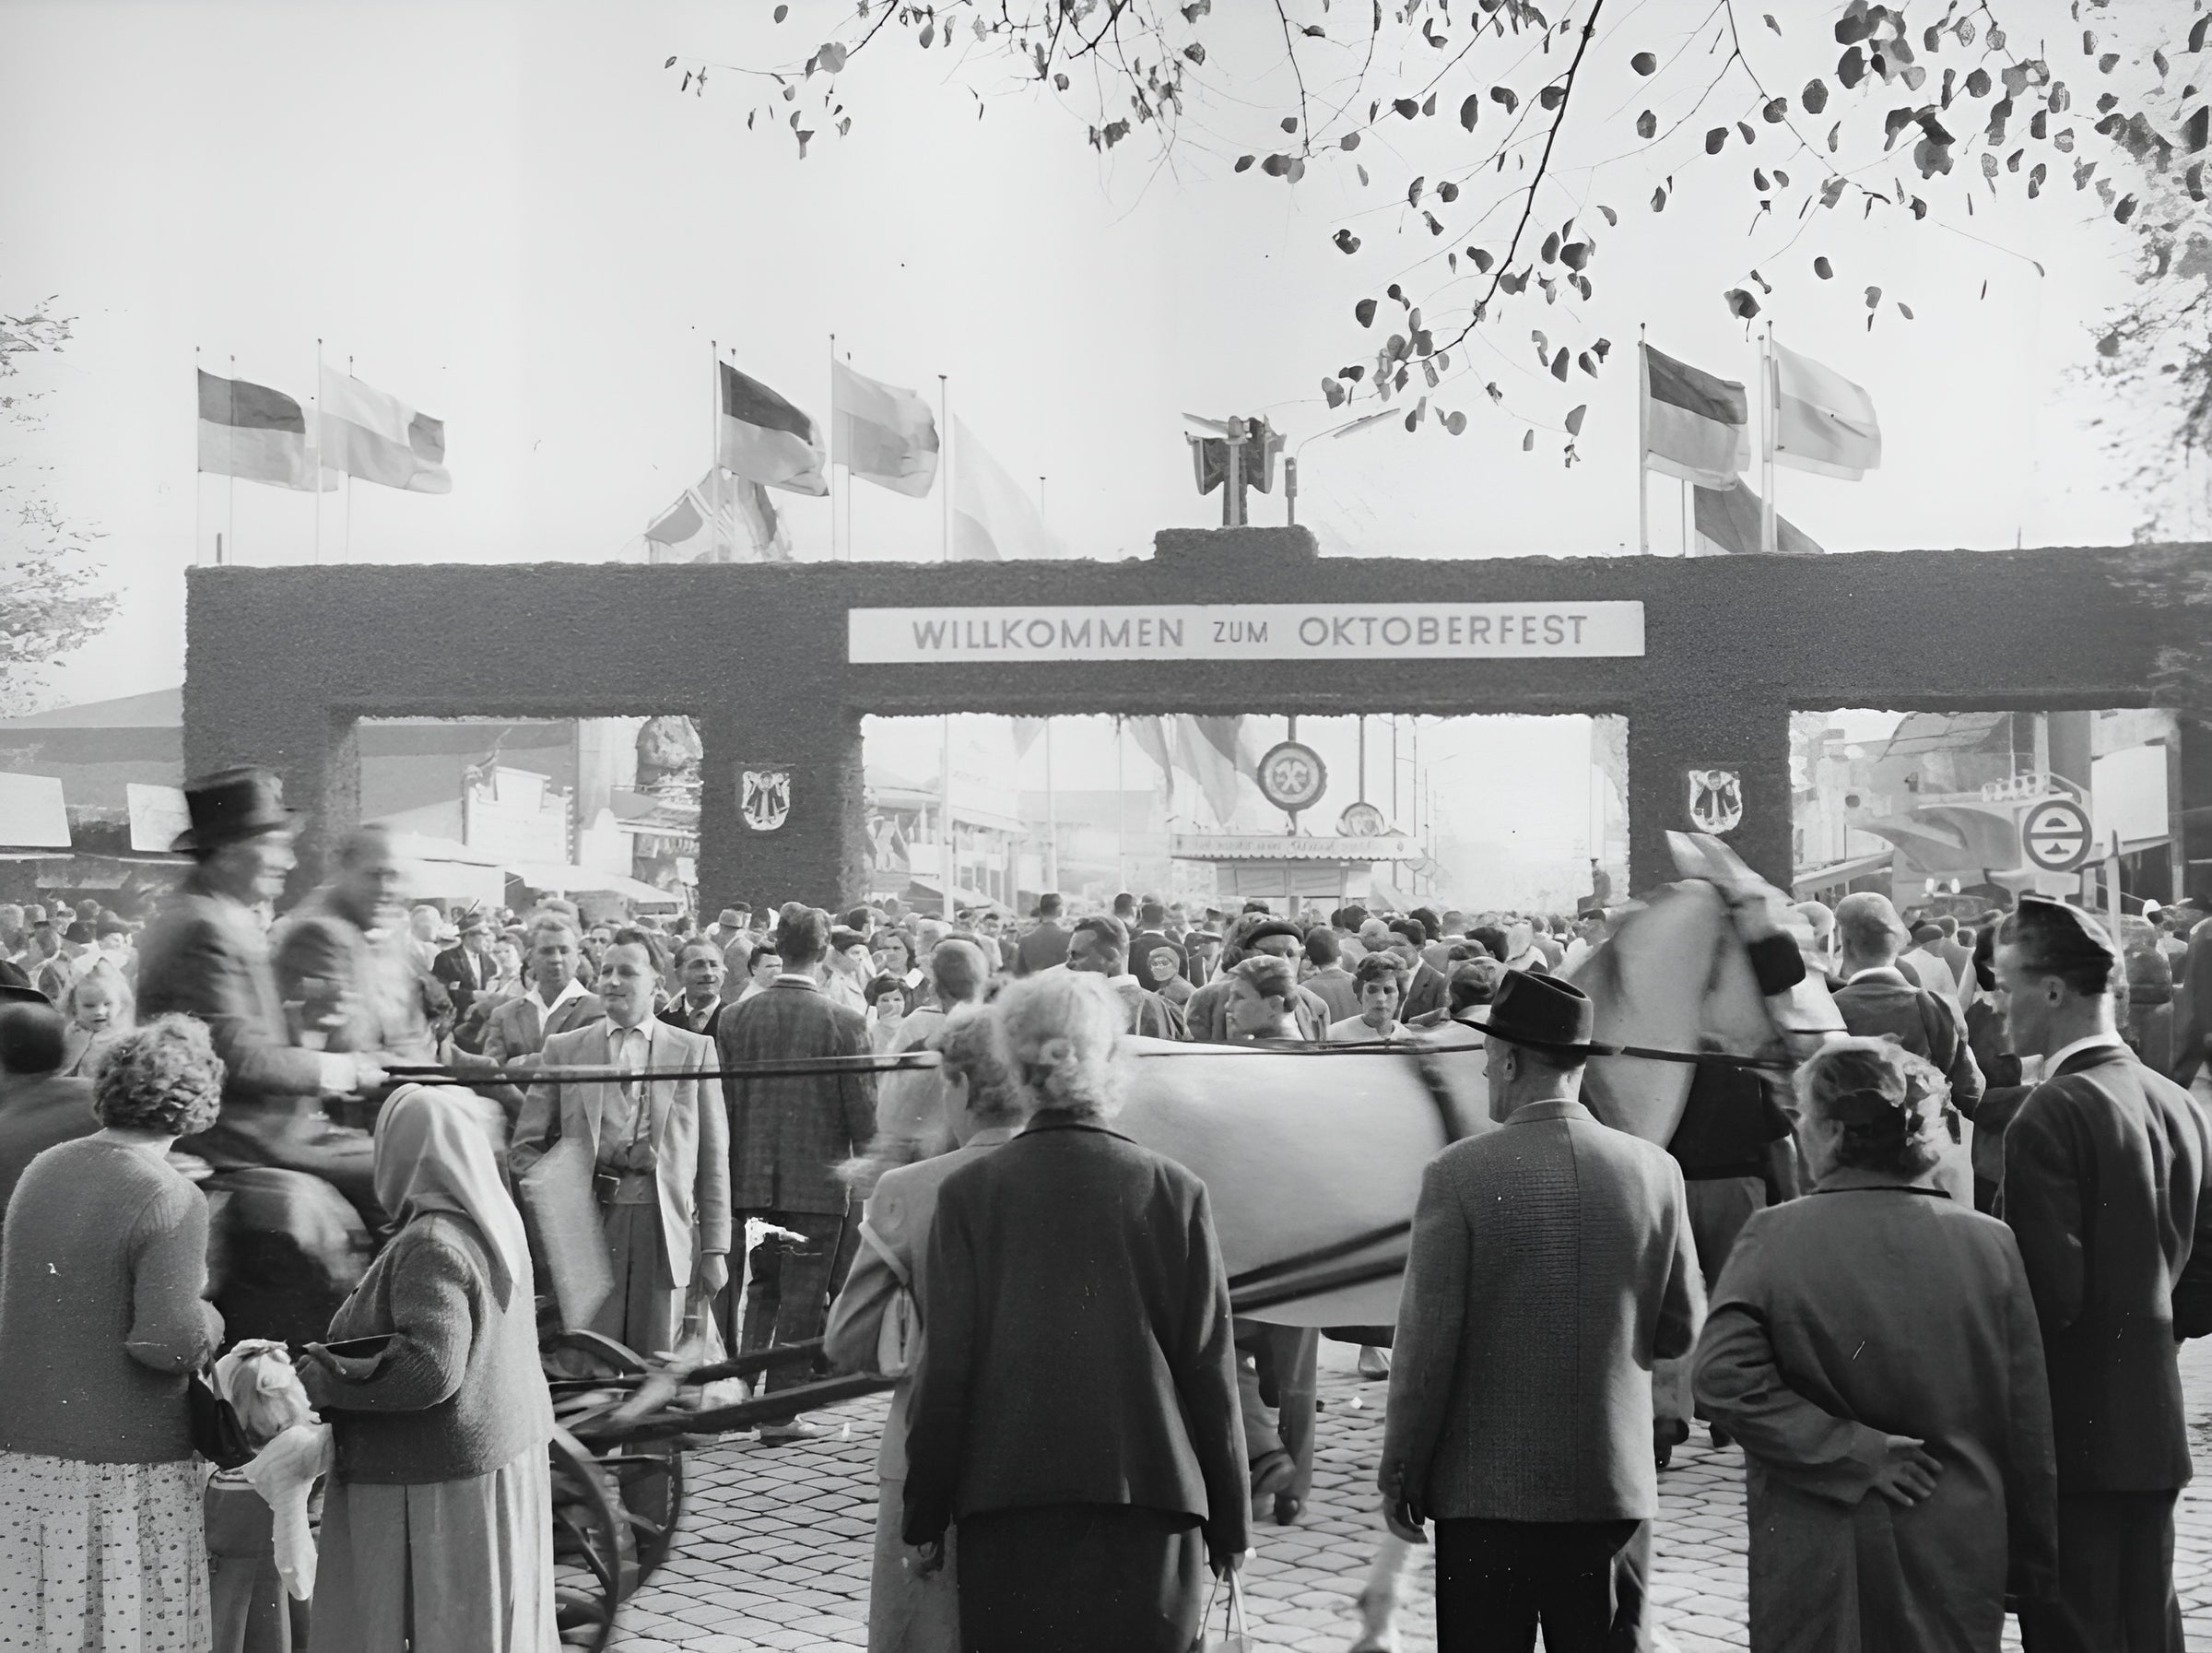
[
  {"left": 1243, "top": 918, "right": 1304, "bottom": 949},
  {"left": 2010, "top": 895, "right": 2119, "bottom": 971},
  {"left": 830, "top": 927, "right": 868, "bottom": 951},
  {"left": 62, "top": 922, "right": 92, "bottom": 945},
  {"left": 1480, "top": 971, "right": 1596, "bottom": 1058},
  {"left": 172, "top": 766, "right": 296, "bottom": 854},
  {"left": 1910, "top": 922, "right": 1942, "bottom": 944},
  {"left": 456, "top": 913, "right": 491, "bottom": 938}
]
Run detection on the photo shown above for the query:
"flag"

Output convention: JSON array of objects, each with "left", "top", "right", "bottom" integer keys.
[
  {"left": 1185, "top": 415, "right": 1283, "bottom": 495},
  {"left": 1691, "top": 476, "right": 1825, "bottom": 556},
  {"left": 643, "top": 478, "right": 723, "bottom": 562},
  {"left": 832, "top": 360, "right": 938, "bottom": 497},
  {"left": 1771, "top": 340, "right": 1881, "bottom": 479},
  {"left": 195, "top": 370, "right": 334, "bottom": 490},
  {"left": 646, "top": 470, "right": 793, "bottom": 562},
  {"left": 720, "top": 362, "right": 828, "bottom": 496},
  {"left": 1011, "top": 718, "right": 1045, "bottom": 759},
  {"left": 951, "top": 416, "right": 1063, "bottom": 559},
  {"left": 319, "top": 366, "right": 451, "bottom": 493},
  {"left": 1175, "top": 715, "right": 1254, "bottom": 826},
  {"left": 1640, "top": 345, "right": 1750, "bottom": 488},
  {"left": 1125, "top": 716, "right": 1176, "bottom": 803}
]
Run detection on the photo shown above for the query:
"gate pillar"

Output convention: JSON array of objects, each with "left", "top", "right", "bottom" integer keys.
[
  {"left": 1627, "top": 694, "right": 1793, "bottom": 897},
  {"left": 696, "top": 696, "right": 866, "bottom": 916}
]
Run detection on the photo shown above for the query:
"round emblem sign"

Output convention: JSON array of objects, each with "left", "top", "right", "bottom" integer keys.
[
  {"left": 1337, "top": 801, "right": 1388, "bottom": 837},
  {"left": 2020, "top": 797, "right": 2092, "bottom": 872},
  {"left": 1255, "top": 741, "right": 1328, "bottom": 813}
]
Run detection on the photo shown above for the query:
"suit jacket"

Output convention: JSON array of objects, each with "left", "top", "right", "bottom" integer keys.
[
  {"left": 481, "top": 986, "right": 604, "bottom": 1068},
  {"left": 1400, "top": 962, "right": 1450, "bottom": 1024},
  {"left": 431, "top": 943, "right": 493, "bottom": 1015},
  {"left": 273, "top": 887, "right": 435, "bottom": 1061},
  {"left": 1381, "top": 1097, "right": 1703, "bottom": 1522},
  {"left": 1182, "top": 974, "right": 1333, "bottom": 1044},
  {"left": 1304, "top": 965, "right": 1361, "bottom": 1023},
  {"left": 717, "top": 977, "right": 875, "bottom": 1215},
  {"left": 900, "top": 1116, "right": 1249, "bottom": 1562},
  {"left": 657, "top": 998, "right": 728, "bottom": 1040},
  {"left": 2000, "top": 1042, "right": 2212, "bottom": 1491},
  {"left": 1833, "top": 971, "right": 1984, "bottom": 1117},
  {"left": 1012, "top": 920, "right": 1070, "bottom": 977},
  {"left": 512, "top": 1021, "right": 731, "bottom": 1289}
]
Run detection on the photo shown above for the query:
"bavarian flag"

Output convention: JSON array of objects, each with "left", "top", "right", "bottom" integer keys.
[
  {"left": 1640, "top": 344, "right": 1750, "bottom": 489},
  {"left": 1772, "top": 339, "right": 1881, "bottom": 480},
  {"left": 832, "top": 360, "right": 939, "bottom": 498},
  {"left": 320, "top": 366, "right": 452, "bottom": 493},
  {"left": 196, "top": 370, "right": 333, "bottom": 491},
  {"left": 720, "top": 362, "right": 829, "bottom": 496}
]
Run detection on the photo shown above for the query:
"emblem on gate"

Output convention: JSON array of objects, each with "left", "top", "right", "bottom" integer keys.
[
  {"left": 740, "top": 769, "right": 793, "bottom": 832},
  {"left": 1687, "top": 768, "right": 1744, "bottom": 834}
]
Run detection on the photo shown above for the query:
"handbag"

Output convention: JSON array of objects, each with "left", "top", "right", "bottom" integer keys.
[
  {"left": 1191, "top": 1567, "right": 1251, "bottom": 1653},
  {"left": 186, "top": 1366, "right": 256, "bottom": 1470},
  {"left": 857, "top": 1222, "right": 922, "bottom": 1378}
]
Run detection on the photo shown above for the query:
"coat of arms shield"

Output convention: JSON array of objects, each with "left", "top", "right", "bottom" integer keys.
[
  {"left": 1687, "top": 768, "right": 1744, "bottom": 834},
  {"left": 740, "top": 768, "right": 792, "bottom": 832}
]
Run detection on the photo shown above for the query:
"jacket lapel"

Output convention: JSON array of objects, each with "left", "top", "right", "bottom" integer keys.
[{"left": 573, "top": 1023, "right": 609, "bottom": 1159}]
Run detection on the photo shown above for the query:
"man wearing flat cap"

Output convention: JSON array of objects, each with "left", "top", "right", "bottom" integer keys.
[
  {"left": 136, "top": 767, "right": 386, "bottom": 1195},
  {"left": 1994, "top": 896, "right": 2212, "bottom": 1651},
  {"left": 1182, "top": 915, "right": 1333, "bottom": 1043},
  {"left": 1380, "top": 971, "right": 1702, "bottom": 1650}
]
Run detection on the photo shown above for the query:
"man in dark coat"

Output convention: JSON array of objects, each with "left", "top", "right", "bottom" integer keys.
[
  {"left": 0, "top": 1002, "right": 98, "bottom": 1223},
  {"left": 431, "top": 912, "right": 498, "bottom": 1018},
  {"left": 1065, "top": 915, "right": 1184, "bottom": 1039},
  {"left": 1012, "top": 893, "right": 1072, "bottom": 977},
  {"left": 1830, "top": 891, "right": 1984, "bottom": 1116},
  {"left": 1996, "top": 896, "right": 2212, "bottom": 1651},
  {"left": 717, "top": 903, "right": 875, "bottom": 1437}
]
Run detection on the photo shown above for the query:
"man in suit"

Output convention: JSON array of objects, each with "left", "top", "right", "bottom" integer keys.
[
  {"left": 514, "top": 933, "right": 730, "bottom": 1360},
  {"left": 1012, "top": 892, "right": 1072, "bottom": 977},
  {"left": 274, "top": 824, "right": 439, "bottom": 1064},
  {"left": 136, "top": 768, "right": 385, "bottom": 1199},
  {"left": 482, "top": 913, "right": 603, "bottom": 1070},
  {"left": 718, "top": 903, "right": 876, "bottom": 1440},
  {"left": 1830, "top": 891, "right": 1983, "bottom": 1116},
  {"left": 1184, "top": 916, "right": 1334, "bottom": 1042},
  {"left": 0, "top": 1002, "right": 99, "bottom": 1224},
  {"left": 658, "top": 938, "right": 731, "bottom": 1038},
  {"left": 1065, "top": 915, "right": 1184, "bottom": 1039},
  {"left": 1380, "top": 972, "right": 1703, "bottom": 1651},
  {"left": 1392, "top": 917, "right": 1454, "bottom": 1022},
  {"left": 432, "top": 913, "right": 498, "bottom": 1019},
  {"left": 1996, "top": 896, "right": 2212, "bottom": 1652}
]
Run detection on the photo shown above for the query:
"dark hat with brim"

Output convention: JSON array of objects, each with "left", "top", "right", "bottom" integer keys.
[
  {"left": 171, "top": 766, "right": 298, "bottom": 854},
  {"left": 1481, "top": 970, "right": 1597, "bottom": 1058}
]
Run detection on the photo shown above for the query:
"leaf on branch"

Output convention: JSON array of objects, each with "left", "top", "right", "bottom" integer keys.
[
  {"left": 1423, "top": 93, "right": 1437, "bottom": 116},
  {"left": 1839, "top": 47, "right": 1865, "bottom": 89},
  {"left": 1550, "top": 348, "right": 1570, "bottom": 380},
  {"left": 1183, "top": 41, "right": 1206, "bottom": 65},
  {"left": 2099, "top": 53, "right": 2119, "bottom": 74},
  {"left": 817, "top": 41, "right": 848, "bottom": 73},
  {"left": 1263, "top": 153, "right": 1288, "bottom": 174},
  {"left": 1765, "top": 14, "right": 1782, "bottom": 35},
  {"left": 1523, "top": 429, "right": 1536, "bottom": 451},
  {"left": 1439, "top": 181, "right": 1460, "bottom": 202},
  {"left": 1579, "top": 350, "right": 1597, "bottom": 375},
  {"left": 2191, "top": 14, "right": 2211, "bottom": 53},
  {"left": 1341, "top": 133, "right": 1362, "bottom": 151},
  {"left": 1460, "top": 94, "right": 1481, "bottom": 131},
  {"left": 1631, "top": 51, "right": 1658, "bottom": 75},
  {"left": 1898, "top": 301, "right": 1914, "bottom": 320},
  {"left": 2114, "top": 193, "right": 2137, "bottom": 224},
  {"left": 665, "top": 55, "right": 677, "bottom": 68},
  {"left": 1324, "top": 377, "right": 1347, "bottom": 407},
  {"left": 2185, "top": 107, "right": 2210, "bottom": 153},
  {"left": 1597, "top": 204, "right": 1618, "bottom": 225},
  {"left": 918, "top": 20, "right": 934, "bottom": 47},
  {"left": 1829, "top": 121, "right": 1842, "bottom": 152},
  {"left": 1469, "top": 247, "right": 1495, "bottom": 271},
  {"left": 1335, "top": 228, "right": 1361, "bottom": 253},
  {"left": 1561, "top": 242, "right": 1589, "bottom": 269},
  {"left": 1594, "top": 338, "right": 1612, "bottom": 360},
  {"left": 1737, "top": 120, "right": 1756, "bottom": 144},
  {"left": 1565, "top": 404, "right": 1587, "bottom": 434},
  {"left": 1358, "top": 163, "right": 1371, "bottom": 185},
  {"left": 1865, "top": 284, "right": 1882, "bottom": 309},
  {"left": 1445, "top": 410, "right": 1468, "bottom": 435},
  {"left": 1540, "top": 84, "right": 1566, "bottom": 109},
  {"left": 1637, "top": 109, "right": 1657, "bottom": 138},
  {"left": 1356, "top": 298, "right": 1379, "bottom": 326},
  {"left": 1235, "top": 154, "right": 1255, "bottom": 171},
  {"left": 1706, "top": 126, "right": 1728, "bottom": 153},
  {"left": 1490, "top": 87, "right": 1518, "bottom": 112},
  {"left": 1488, "top": 382, "right": 1504, "bottom": 403},
  {"left": 1754, "top": 166, "right": 1771, "bottom": 190},
  {"left": 1763, "top": 97, "right": 1788, "bottom": 123},
  {"left": 1724, "top": 288, "right": 1761, "bottom": 319},
  {"left": 1409, "top": 176, "right": 1426, "bottom": 206},
  {"left": 1541, "top": 230, "right": 1560, "bottom": 261},
  {"left": 772, "top": 3, "right": 786, "bottom": 18},
  {"left": 1395, "top": 97, "right": 1421, "bottom": 118},
  {"left": 1652, "top": 184, "right": 1668, "bottom": 211},
  {"left": 1282, "top": 117, "right": 1300, "bottom": 134},
  {"left": 1835, "top": 1, "right": 1872, "bottom": 45},
  {"left": 1815, "top": 254, "right": 1833, "bottom": 277}
]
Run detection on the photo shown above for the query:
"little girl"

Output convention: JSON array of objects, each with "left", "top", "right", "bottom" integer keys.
[{"left": 206, "top": 1342, "right": 323, "bottom": 1653}]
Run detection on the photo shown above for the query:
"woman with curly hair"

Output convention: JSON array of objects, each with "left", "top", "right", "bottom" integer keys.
[
  {"left": 901, "top": 972, "right": 1247, "bottom": 1653},
  {"left": 1690, "top": 1037, "right": 2061, "bottom": 1650},
  {"left": 0, "top": 1013, "right": 228, "bottom": 1652}
]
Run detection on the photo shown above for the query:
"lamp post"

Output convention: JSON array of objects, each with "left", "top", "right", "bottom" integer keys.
[{"left": 1287, "top": 407, "right": 1396, "bottom": 526}]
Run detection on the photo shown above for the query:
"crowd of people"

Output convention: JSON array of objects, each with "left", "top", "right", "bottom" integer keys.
[{"left": 0, "top": 762, "right": 2206, "bottom": 1653}]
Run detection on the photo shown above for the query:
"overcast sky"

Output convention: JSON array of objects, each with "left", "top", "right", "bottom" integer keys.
[{"left": 2, "top": 0, "right": 2170, "bottom": 895}]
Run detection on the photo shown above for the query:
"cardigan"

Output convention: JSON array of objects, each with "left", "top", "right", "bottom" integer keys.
[
  {"left": 301, "top": 1212, "right": 553, "bottom": 1483},
  {"left": 0, "top": 1138, "right": 222, "bottom": 1464}
]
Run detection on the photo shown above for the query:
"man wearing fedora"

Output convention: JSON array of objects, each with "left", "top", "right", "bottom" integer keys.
[
  {"left": 137, "top": 768, "right": 386, "bottom": 1191},
  {"left": 1379, "top": 971, "right": 1703, "bottom": 1652}
]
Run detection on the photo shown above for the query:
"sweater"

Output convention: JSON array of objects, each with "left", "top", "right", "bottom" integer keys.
[
  {"left": 0, "top": 1138, "right": 222, "bottom": 1464},
  {"left": 300, "top": 1212, "right": 553, "bottom": 1484}
]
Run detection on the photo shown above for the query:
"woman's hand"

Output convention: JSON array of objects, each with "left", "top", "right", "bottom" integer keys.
[
  {"left": 1208, "top": 1548, "right": 1247, "bottom": 1580},
  {"left": 905, "top": 1540, "right": 944, "bottom": 1578},
  {"left": 1869, "top": 1435, "right": 1943, "bottom": 1506}
]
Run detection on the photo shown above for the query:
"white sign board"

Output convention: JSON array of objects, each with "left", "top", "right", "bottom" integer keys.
[
  {"left": 2020, "top": 797, "right": 2092, "bottom": 872},
  {"left": 850, "top": 602, "right": 1645, "bottom": 664},
  {"left": 0, "top": 773, "right": 71, "bottom": 849},
  {"left": 127, "top": 783, "right": 192, "bottom": 853},
  {"left": 1171, "top": 832, "right": 1419, "bottom": 862}
]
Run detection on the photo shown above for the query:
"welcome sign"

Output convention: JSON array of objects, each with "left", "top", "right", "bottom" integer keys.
[{"left": 849, "top": 601, "right": 1645, "bottom": 663}]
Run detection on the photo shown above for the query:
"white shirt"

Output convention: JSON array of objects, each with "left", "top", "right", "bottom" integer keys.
[
  {"left": 1329, "top": 1015, "right": 1404, "bottom": 1044},
  {"left": 534, "top": 974, "right": 594, "bottom": 1019},
  {"left": 675, "top": 998, "right": 722, "bottom": 1033}
]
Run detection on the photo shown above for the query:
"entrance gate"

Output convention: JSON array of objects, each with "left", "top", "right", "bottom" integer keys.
[{"left": 181, "top": 529, "right": 2176, "bottom": 905}]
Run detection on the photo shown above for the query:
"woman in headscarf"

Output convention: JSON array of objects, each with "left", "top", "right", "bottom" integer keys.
[
  {"left": 1690, "top": 1039, "right": 2060, "bottom": 1651},
  {"left": 299, "top": 1085, "right": 555, "bottom": 1653}
]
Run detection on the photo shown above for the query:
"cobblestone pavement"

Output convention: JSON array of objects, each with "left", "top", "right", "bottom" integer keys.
[{"left": 610, "top": 1337, "right": 2212, "bottom": 1652}]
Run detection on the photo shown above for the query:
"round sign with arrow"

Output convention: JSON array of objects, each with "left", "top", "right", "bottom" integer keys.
[{"left": 2019, "top": 797, "right": 2092, "bottom": 872}]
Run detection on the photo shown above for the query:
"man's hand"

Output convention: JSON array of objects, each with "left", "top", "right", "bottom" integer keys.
[
  {"left": 1382, "top": 1498, "right": 1429, "bottom": 1545},
  {"left": 905, "top": 1540, "right": 943, "bottom": 1578},
  {"left": 697, "top": 1253, "right": 730, "bottom": 1296},
  {"left": 1868, "top": 1435, "right": 1942, "bottom": 1506},
  {"left": 347, "top": 1054, "right": 387, "bottom": 1092},
  {"left": 1208, "top": 1547, "right": 1246, "bottom": 1581}
]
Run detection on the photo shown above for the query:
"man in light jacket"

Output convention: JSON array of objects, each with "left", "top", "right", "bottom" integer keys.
[{"left": 1379, "top": 971, "right": 1703, "bottom": 1652}]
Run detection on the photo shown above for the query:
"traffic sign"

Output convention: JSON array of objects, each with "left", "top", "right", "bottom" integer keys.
[{"left": 2020, "top": 797, "right": 2092, "bottom": 872}]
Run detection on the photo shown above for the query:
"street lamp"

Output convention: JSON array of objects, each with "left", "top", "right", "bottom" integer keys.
[{"left": 1287, "top": 407, "right": 1397, "bottom": 526}]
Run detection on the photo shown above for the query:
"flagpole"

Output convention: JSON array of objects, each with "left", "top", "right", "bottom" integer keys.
[
  {"left": 194, "top": 347, "right": 205, "bottom": 568},
  {"left": 709, "top": 339, "right": 721, "bottom": 562},
  {"left": 344, "top": 355, "right": 355, "bottom": 562},
  {"left": 1115, "top": 716, "right": 1128, "bottom": 897},
  {"left": 312, "top": 337, "right": 323, "bottom": 566},
  {"left": 827, "top": 333, "right": 838, "bottom": 561},
  {"left": 1681, "top": 478, "right": 1690, "bottom": 558},
  {"left": 1636, "top": 326, "right": 1650, "bottom": 555},
  {"left": 225, "top": 353, "right": 236, "bottom": 564},
  {"left": 1043, "top": 720, "right": 1059, "bottom": 900},
  {"left": 1760, "top": 325, "right": 1778, "bottom": 557},
  {"left": 941, "top": 714, "right": 956, "bottom": 921},
  {"left": 938, "top": 375, "right": 950, "bottom": 562}
]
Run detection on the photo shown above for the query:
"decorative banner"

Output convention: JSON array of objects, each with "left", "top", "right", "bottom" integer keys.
[
  {"left": 849, "top": 602, "right": 1645, "bottom": 664},
  {"left": 739, "top": 769, "right": 793, "bottom": 832},
  {"left": 1255, "top": 741, "right": 1328, "bottom": 814},
  {"left": 1687, "top": 769, "right": 1745, "bottom": 835}
]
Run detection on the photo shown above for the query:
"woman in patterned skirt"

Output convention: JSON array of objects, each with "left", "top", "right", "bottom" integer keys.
[{"left": 0, "top": 1015, "right": 228, "bottom": 1652}]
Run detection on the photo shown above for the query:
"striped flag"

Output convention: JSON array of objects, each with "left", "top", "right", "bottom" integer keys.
[
  {"left": 951, "top": 416, "right": 1063, "bottom": 559},
  {"left": 833, "top": 360, "right": 939, "bottom": 498},
  {"left": 720, "top": 363, "right": 828, "bottom": 496},
  {"left": 1640, "top": 345, "right": 1750, "bottom": 489},
  {"left": 319, "top": 367, "right": 451, "bottom": 493},
  {"left": 1175, "top": 715, "right": 1255, "bottom": 826},
  {"left": 195, "top": 370, "right": 333, "bottom": 491},
  {"left": 1692, "top": 476, "right": 1824, "bottom": 556},
  {"left": 1771, "top": 340, "right": 1881, "bottom": 479},
  {"left": 645, "top": 470, "right": 792, "bottom": 562}
]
